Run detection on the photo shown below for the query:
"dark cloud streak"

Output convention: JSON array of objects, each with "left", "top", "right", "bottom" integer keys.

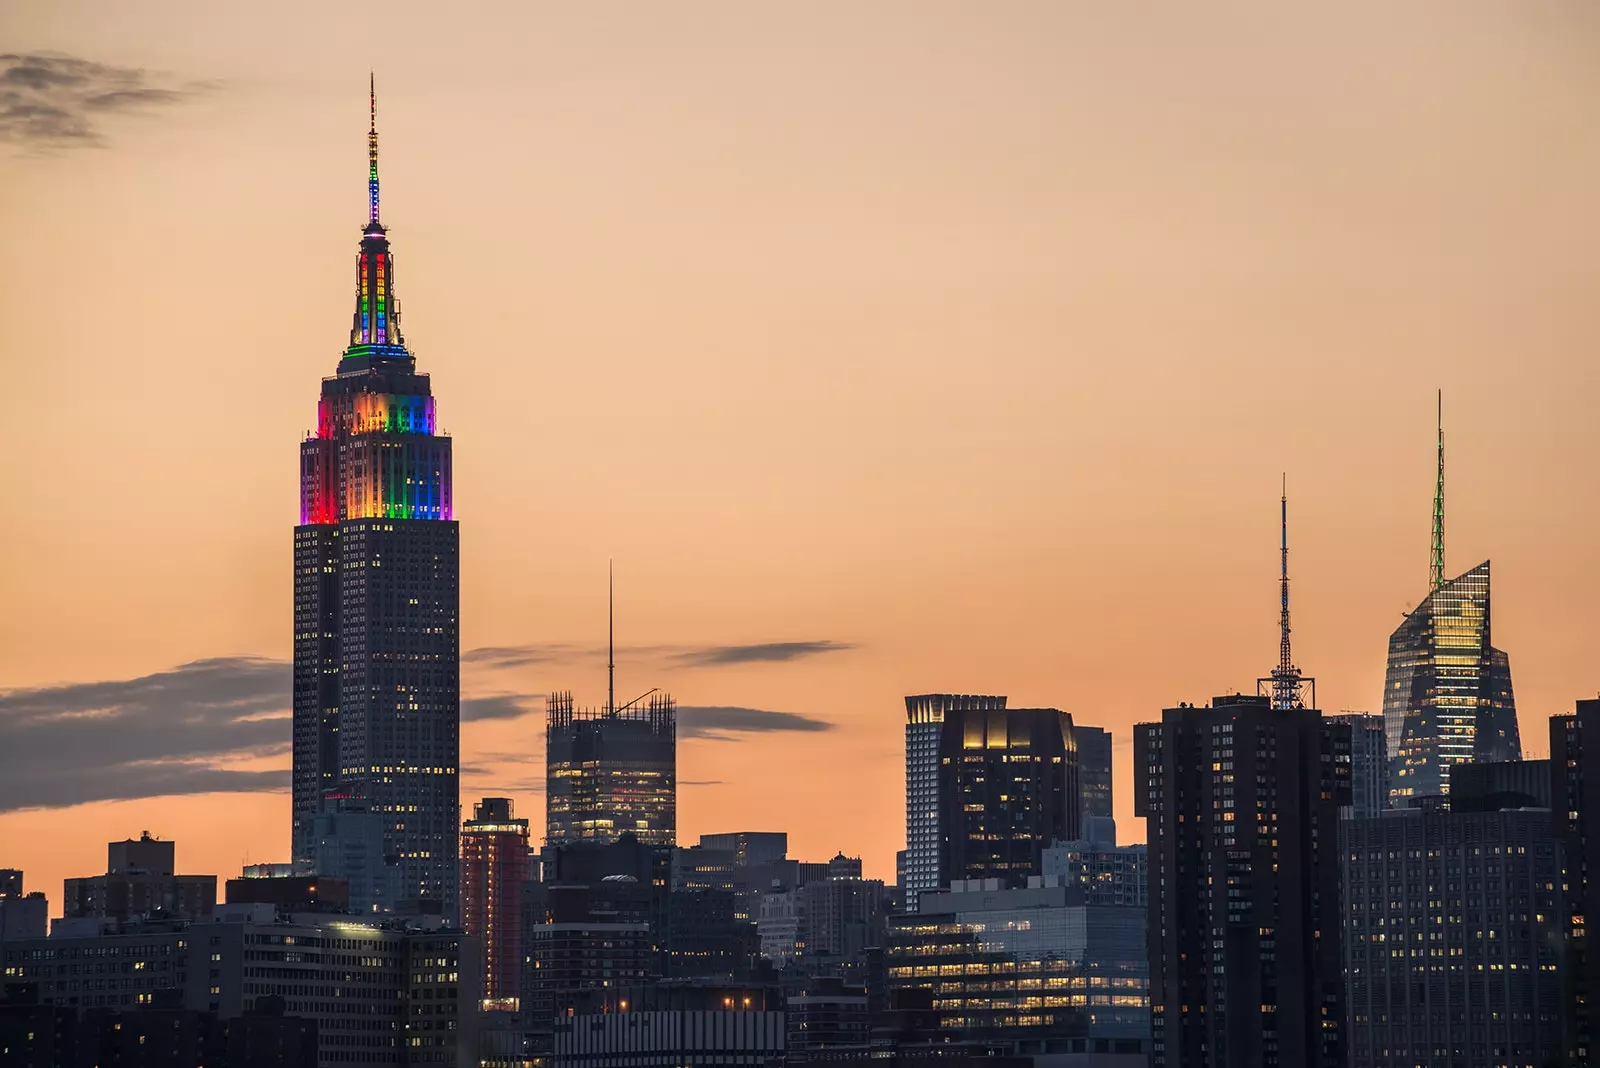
[
  {"left": 0, "top": 52, "right": 202, "bottom": 148},
  {"left": 677, "top": 705, "right": 835, "bottom": 740},
  {"left": 671, "top": 641, "right": 855, "bottom": 667}
]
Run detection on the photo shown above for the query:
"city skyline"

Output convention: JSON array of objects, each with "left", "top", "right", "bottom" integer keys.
[{"left": 4, "top": 2, "right": 1600, "bottom": 917}]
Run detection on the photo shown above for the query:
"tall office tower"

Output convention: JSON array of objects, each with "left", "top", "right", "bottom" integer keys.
[
  {"left": 545, "top": 693, "right": 676, "bottom": 845},
  {"left": 1327, "top": 712, "right": 1388, "bottom": 818},
  {"left": 1137, "top": 697, "right": 1350, "bottom": 1068},
  {"left": 1385, "top": 396, "right": 1518, "bottom": 805},
  {"left": 1341, "top": 803, "right": 1565, "bottom": 1068},
  {"left": 1134, "top": 487, "right": 1352, "bottom": 1068},
  {"left": 902, "top": 695, "right": 1079, "bottom": 911},
  {"left": 545, "top": 573, "right": 677, "bottom": 847},
  {"left": 461, "top": 797, "right": 531, "bottom": 1009},
  {"left": 1075, "top": 723, "right": 1114, "bottom": 838},
  {"left": 290, "top": 81, "right": 460, "bottom": 919},
  {"left": 1553, "top": 701, "right": 1600, "bottom": 1063}
]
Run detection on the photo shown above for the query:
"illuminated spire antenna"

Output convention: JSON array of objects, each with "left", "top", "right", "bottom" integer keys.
[
  {"left": 368, "top": 71, "right": 381, "bottom": 224},
  {"left": 1260, "top": 475, "right": 1313, "bottom": 711},
  {"left": 608, "top": 560, "right": 615, "bottom": 716},
  {"left": 1430, "top": 390, "right": 1445, "bottom": 592}
]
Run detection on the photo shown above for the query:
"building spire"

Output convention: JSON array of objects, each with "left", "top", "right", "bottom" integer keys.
[
  {"left": 368, "top": 71, "right": 380, "bottom": 225},
  {"left": 347, "top": 74, "right": 403, "bottom": 354},
  {"left": 1270, "top": 474, "right": 1303, "bottom": 711},
  {"left": 608, "top": 560, "right": 615, "bottom": 716},
  {"left": 1430, "top": 390, "right": 1445, "bottom": 592}
]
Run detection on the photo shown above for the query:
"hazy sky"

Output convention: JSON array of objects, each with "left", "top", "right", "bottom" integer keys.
[{"left": 3, "top": 2, "right": 1599, "bottom": 909}]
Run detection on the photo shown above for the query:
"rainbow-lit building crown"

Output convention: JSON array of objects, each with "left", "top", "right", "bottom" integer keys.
[{"left": 299, "top": 78, "right": 452, "bottom": 526}]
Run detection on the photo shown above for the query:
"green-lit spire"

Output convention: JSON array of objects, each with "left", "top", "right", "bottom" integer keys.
[{"left": 1430, "top": 390, "right": 1444, "bottom": 592}]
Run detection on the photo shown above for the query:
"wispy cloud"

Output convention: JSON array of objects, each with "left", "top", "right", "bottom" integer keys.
[
  {"left": 670, "top": 641, "right": 856, "bottom": 667},
  {"left": 461, "top": 694, "right": 543, "bottom": 722},
  {"left": 462, "top": 644, "right": 576, "bottom": 670},
  {"left": 0, "top": 52, "right": 204, "bottom": 148},
  {"left": 0, "top": 657, "right": 291, "bottom": 812},
  {"left": 677, "top": 705, "right": 835, "bottom": 741}
]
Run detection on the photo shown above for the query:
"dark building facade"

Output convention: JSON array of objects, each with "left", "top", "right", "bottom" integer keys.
[
  {"left": 546, "top": 692, "right": 676, "bottom": 847},
  {"left": 1341, "top": 806, "right": 1565, "bottom": 1068},
  {"left": 460, "top": 797, "right": 531, "bottom": 1008},
  {"left": 291, "top": 86, "right": 461, "bottom": 921},
  {"left": 1075, "top": 724, "right": 1114, "bottom": 838},
  {"left": 1450, "top": 758, "right": 1551, "bottom": 813},
  {"left": 1136, "top": 695, "right": 1351, "bottom": 1068},
  {"left": 63, "top": 834, "right": 215, "bottom": 923},
  {"left": 1, "top": 908, "right": 478, "bottom": 1067},
  {"left": 1329, "top": 712, "right": 1389, "bottom": 819},
  {"left": 1384, "top": 561, "right": 1519, "bottom": 805},
  {"left": 903, "top": 695, "right": 1078, "bottom": 910},
  {"left": 1554, "top": 702, "right": 1600, "bottom": 1064}
]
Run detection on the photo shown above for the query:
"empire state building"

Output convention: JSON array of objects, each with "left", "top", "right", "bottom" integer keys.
[{"left": 291, "top": 82, "right": 460, "bottom": 918}]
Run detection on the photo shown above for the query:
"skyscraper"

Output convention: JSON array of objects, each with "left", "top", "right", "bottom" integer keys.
[
  {"left": 1075, "top": 723, "right": 1114, "bottom": 838},
  {"left": 1326, "top": 712, "right": 1387, "bottom": 818},
  {"left": 291, "top": 80, "right": 460, "bottom": 919},
  {"left": 544, "top": 571, "right": 676, "bottom": 846},
  {"left": 902, "top": 695, "right": 1079, "bottom": 911},
  {"left": 1384, "top": 396, "right": 1518, "bottom": 804},
  {"left": 462, "top": 797, "right": 531, "bottom": 1009},
  {"left": 1552, "top": 701, "right": 1600, "bottom": 1063},
  {"left": 1135, "top": 487, "right": 1351, "bottom": 1068}
]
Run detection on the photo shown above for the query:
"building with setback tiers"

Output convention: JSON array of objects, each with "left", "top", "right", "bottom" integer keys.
[
  {"left": 902, "top": 695, "right": 1078, "bottom": 911},
  {"left": 1384, "top": 399, "right": 1518, "bottom": 804},
  {"left": 291, "top": 83, "right": 460, "bottom": 919}
]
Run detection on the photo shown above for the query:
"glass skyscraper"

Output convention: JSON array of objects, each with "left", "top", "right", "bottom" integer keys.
[
  {"left": 1384, "top": 565, "right": 1519, "bottom": 803},
  {"left": 1384, "top": 399, "right": 1518, "bottom": 804},
  {"left": 291, "top": 83, "right": 461, "bottom": 918}
]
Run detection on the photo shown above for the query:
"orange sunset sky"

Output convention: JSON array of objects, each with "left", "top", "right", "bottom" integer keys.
[{"left": 2, "top": 2, "right": 1599, "bottom": 914}]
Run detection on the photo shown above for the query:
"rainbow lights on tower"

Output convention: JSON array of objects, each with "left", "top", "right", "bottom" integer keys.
[{"left": 292, "top": 78, "right": 460, "bottom": 919}]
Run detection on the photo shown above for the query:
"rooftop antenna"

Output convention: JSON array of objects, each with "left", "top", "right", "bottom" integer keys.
[
  {"left": 1430, "top": 389, "right": 1445, "bottom": 593},
  {"left": 1261, "top": 474, "right": 1312, "bottom": 710},
  {"left": 608, "top": 560, "right": 615, "bottom": 715},
  {"left": 367, "top": 72, "right": 381, "bottom": 225}
]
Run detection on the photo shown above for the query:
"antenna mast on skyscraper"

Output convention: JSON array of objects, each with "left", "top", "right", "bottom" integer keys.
[
  {"left": 608, "top": 560, "right": 615, "bottom": 715},
  {"left": 1431, "top": 390, "right": 1445, "bottom": 593},
  {"left": 1261, "top": 475, "right": 1313, "bottom": 710}
]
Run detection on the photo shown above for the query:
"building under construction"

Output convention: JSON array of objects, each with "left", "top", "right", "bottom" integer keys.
[{"left": 545, "top": 692, "right": 677, "bottom": 846}]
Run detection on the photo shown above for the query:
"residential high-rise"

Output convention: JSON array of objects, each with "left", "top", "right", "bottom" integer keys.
[
  {"left": 462, "top": 797, "right": 531, "bottom": 1009},
  {"left": 1553, "top": 701, "right": 1600, "bottom": 1063},
  {"left": 1384, "top": 397, "right": 1518, "bottom": 804},
  {"left": 1137, "top": 696, "right": 1351, "bottom": 1068},
  {"left": 290, "top": 82, "right": 460, "bottom": 919},
  {"left": 1341, "top": 803, "right": 1565, "bottom": 1068},
  {"left": 1327, "top": 712, "right": 1388, "bottom": 818},
  {"left": 1134, "top": 488, "right": 1350, "bottom": 1068},
  {"left": 903, "top": 695, "right": 1079, "bottom": 911},
  {"left": 1075, "top": 723, "right": 1114, "bottom": 838}
]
